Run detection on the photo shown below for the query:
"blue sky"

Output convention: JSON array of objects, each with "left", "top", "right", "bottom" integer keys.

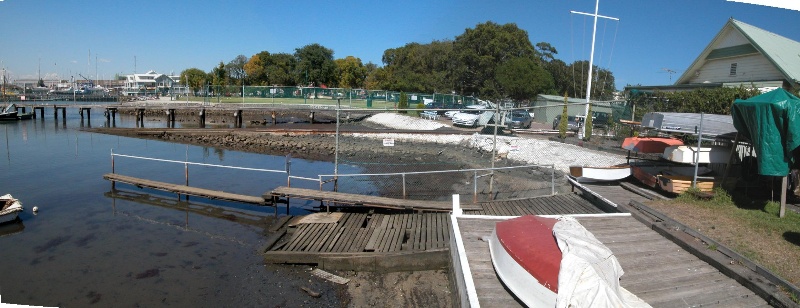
[{"left": 0, "top": 0, "right": 798, "bottom": 91}]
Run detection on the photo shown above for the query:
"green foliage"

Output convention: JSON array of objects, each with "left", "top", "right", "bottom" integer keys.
[
  {"left": 495, "top": 57, "right": 554, "bottom": 103},
  {"left": 334, "top": 56, "right": 367, "bottom": 89},
  {"left": 224, "top": 55, "right": 248, "bottom": 87},
  {"left": 398, "top": 91, "right": 408, "bottom": 114},
  {"left": 294, "top": 44, "right": 337, "bottom": 87},
  {"left": 452, "top": 22, "right": 537, "bottom": 99},
  {"left": 212, "top": 62, "right": 227, "bottom": 87},
  {"left": 559, "top": 93, "right": 569, "bottom": 139},
  {"left": 374, "top": 41, "right": 454, "bottom": 93},
  {"left": 180, "top": 68, "right": 208, "bottom": 95},
  {"left": 629, "top": 86, "right": 762, "bottom": 118}
]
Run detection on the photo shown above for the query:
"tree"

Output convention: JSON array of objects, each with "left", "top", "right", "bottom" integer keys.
[
  {"left": 294, "top": 44, "right": 337, "bottom": 87},
  {"left": 452, "top": 22, "right": 536, "bottom": 99},
  {"left": 567, "top": 60, "right": 616, "bottom": 100},
  {"left": 398, "top": 91, "right": 408, "bottom": 113},
  {"left": 559, "top": 92, "right": 569, "bottom": 139},
  {"left": 334, "top": 56, "right": 367, "bottom": 89},
  {"left": 265, "top": 53, "right": 296, "bottom": 86},
  {"left": 244, "top": 52, "right": 269, "bottom": 85},
  {"left": 495, "top": 57, "right": 554, "bottom": 102},
  {"left": 180, "top": 68, "right": 207, "bottom": 96},
  {"left": 535, "top": 42, "right": 558, "bottom": 63},
  {"left": 225, "top": 55, "right": 248, "bottom": 87}
]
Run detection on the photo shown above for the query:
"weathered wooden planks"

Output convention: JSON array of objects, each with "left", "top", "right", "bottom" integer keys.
[
  {"left": 451, "top": 216, "right": 768, "bottom": 307},
  {"left": 467, "top": 193, "right": 606, "bottom": 216},
  {"left": 104, "top": 173, "right": 268, "bottom": 205},
  {"left": 264, "top": 212, "right": 452, "bottom": 269},
  {"left": 267, "top": 186, "right": 481, "bottom": 212}
]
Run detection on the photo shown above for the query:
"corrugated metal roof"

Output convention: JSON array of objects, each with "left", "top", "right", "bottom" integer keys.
[{"left": 731, "top": 19, "right": 800, "bottom": 84}]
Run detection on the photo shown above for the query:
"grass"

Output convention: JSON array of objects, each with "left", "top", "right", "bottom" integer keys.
[{"left": 645, "top": 187, "right": 800, "bottom": 298}]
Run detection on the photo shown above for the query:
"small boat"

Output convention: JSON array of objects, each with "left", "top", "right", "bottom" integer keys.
[
  {"left": 0, "top": 194, "right": 23, "bottom": 224},
  {"left": 488, "top": 215, "right": 650, "bottom": 306},
  {"left": 569, "top": 165, "right": 631, "bottom": 182},
  {"left": 488, "top": 215, "right": 560, "bottom": 307},
  {"left": 657, "top": 174, "right": 729, "bottom": 194},
  {"left": 0, "top": 104, "right": 19, "bottom": 121},
  {"left": 631, "top": 163, "right": 712, "bottom": 188},
  {"left": 621, "top": 136, "right": 684, "bottom": 153},
  {"left": 662, "top": 145, "right": 732, "bottom": 164}
]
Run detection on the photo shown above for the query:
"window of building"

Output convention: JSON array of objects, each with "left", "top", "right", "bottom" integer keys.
[{"left": 729, "top": 63, "right": 737, "bottom": 76}]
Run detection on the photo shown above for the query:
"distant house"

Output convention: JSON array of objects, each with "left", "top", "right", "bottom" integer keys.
[
  {"left": 627, "top": 18, "right": 800, "bottom": 94},
  {"left": 123, "top": 70, "right": 188, "bottom": 97}
]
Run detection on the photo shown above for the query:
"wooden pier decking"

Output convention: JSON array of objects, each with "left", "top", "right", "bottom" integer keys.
[
  {"left": 465, "top": 193, "right": 608, "bottom": 216},
  {"left": 103, "top": 173, "right": 268, "bottom": 205},
  {"left": 266, "top": 186, "right": 482, "bottom": 212},
  {"left": 262, "top": 212, "right": 452, "bottom": 271},
  {"left": 450, "top": 215, "right": 769, "bottom": 307}
]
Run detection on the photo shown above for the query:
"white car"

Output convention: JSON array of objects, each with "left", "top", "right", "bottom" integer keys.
[
  {"left": 451, "top": 105, "right": 487, "bottom": 127},
  {"left": 444, "top": 110, "right": 462, "bottom": 118}
]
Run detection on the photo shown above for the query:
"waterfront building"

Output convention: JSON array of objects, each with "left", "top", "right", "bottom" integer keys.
[{"left": 122, "top": 70, "right": 188, "bottom": 97}]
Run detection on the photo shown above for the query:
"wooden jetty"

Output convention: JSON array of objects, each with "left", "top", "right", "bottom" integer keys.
[
  {"left": 267, "top": 186, "right": 482, "bottom": 212},
  {"left": 103, "top": 173, "right": 268, "bottom": 205},
  {"left": 262, "top": 212, "right": 452, "bottom": 271},
  {"left": 450, "top": 214, "right": 769, "bottom": 307},
  {"left": 465, "top": 193, "right": 608, "bottom": 216}
]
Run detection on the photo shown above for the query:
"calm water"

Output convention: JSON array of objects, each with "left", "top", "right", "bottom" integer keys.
[{"left": 0, "top": 102, "right": 363, "bottom": 307}]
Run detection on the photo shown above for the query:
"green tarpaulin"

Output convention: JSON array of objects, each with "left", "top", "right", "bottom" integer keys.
[{"left": 731, "top": 88, "right": 800, "bottom": 176}]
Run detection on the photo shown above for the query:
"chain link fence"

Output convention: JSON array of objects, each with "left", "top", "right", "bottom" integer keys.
[{"left": 321, "top": 98, "right": 633, "bottom": 203}]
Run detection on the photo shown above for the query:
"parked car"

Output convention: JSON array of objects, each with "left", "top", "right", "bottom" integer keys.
[
  {"left": 552, "top": 115, "right": 579, "bottom": 132},
  {"left": 452, "top": 105, "right": 487, "bottom": 127},
  {"left": 506, "top": 110, "right": 533, "bottom": 129}
]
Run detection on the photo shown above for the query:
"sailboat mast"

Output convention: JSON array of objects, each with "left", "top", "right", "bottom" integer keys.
[{"left": 571, "top": 0, "right": 618, "bottom": 139}]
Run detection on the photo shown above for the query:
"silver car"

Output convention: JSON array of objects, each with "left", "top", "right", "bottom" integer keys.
[{"left": 506, "top": 110, "right": 533, "bottom": 129}]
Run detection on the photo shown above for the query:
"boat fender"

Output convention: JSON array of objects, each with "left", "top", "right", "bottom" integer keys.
[{"left": 32, "top": 206, "right": 38, "bottom": 213}]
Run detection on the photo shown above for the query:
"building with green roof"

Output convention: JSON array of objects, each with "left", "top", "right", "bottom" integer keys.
[{"left": 627, "top": 18, "right": 800, "bottom": 94}]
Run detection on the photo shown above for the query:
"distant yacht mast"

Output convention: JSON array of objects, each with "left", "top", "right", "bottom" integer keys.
[{"left": 571, "top": 0, "right": 619, "bottom": 139}]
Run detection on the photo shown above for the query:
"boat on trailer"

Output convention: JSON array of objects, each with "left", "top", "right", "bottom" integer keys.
[
  {"left": 0, "top": 194, "right": 23, "bottom": 224},
  {"left": 569, "top": 165, "right": 631, "bottom": 183}
]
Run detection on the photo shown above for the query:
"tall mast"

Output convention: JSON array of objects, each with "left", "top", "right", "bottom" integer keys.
[{"left": 571, "top": 0, "right": 619, "bottom": 139}]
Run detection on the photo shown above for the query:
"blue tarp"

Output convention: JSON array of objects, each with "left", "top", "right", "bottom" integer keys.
[{"left": 731, "top": 88, "right": 800, "bottom": 176}]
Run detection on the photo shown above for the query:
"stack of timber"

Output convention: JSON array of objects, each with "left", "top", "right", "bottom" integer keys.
[{"left": 262, "top": 212, "right": 452, "bottom": 271}]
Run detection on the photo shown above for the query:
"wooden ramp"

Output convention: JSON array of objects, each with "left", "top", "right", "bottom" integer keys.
[
  {"left": 266, "top": 186, "right": 481, "bottom": 212},
  {"left": 104, "top": 173, "right": 268, "bottom": 205},
  {"left": 263, "top": 212, "right": 451, "bottom": 271}
]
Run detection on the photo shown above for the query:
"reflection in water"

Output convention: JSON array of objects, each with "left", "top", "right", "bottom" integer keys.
[
  {"left": 0, "top": 220, "right": 25, "bottom": 237},
  {"left": 105, "top": 189, "right": 274, "bottom": 229}
]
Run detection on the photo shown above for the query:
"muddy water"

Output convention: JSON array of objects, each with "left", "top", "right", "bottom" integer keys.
[{"left": 0, "top": 106, "right": 353, "bottom": 307}]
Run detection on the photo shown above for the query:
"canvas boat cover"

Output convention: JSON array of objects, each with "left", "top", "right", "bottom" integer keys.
[
  {"left": 731, "top": 88, "right": 800, "bottom": 176},
  {"left": 554, "top": 216, "right": 650, "bottom": 308}
]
